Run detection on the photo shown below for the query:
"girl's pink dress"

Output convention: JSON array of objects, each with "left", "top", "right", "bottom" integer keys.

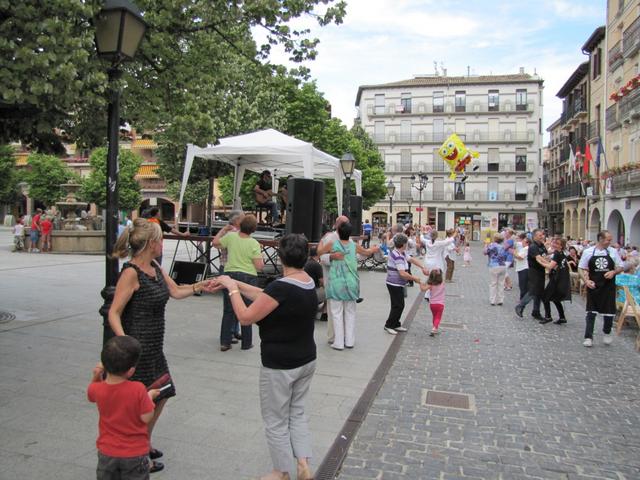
[{"left": 463, "top": 246, "right": 472, "bottom": 262}]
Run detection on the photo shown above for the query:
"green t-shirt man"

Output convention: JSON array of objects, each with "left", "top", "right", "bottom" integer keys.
[{"left": 219, "top": 232, "right": 262, "bottom": 275}]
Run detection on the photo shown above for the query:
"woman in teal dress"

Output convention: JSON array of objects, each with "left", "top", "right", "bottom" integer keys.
[{"left": 317, "top": 222, "right": 378, "bottom": 350}]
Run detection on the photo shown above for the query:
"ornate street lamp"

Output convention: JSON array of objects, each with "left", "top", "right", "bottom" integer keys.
[
  {"left": 410, "top": 172, "right": 429, "bottom": 227},
  {"left": 95, "top": 0, "right": 147, "bottom": 345},
  {"left": 407, "top": 196, "right": 413, "bottom": 222},
  {"left": 340, "top": 152, "right": 356, "bottom": 216},
  {"left": 386, "top": 180, "right": 395, "bottom": 226}
]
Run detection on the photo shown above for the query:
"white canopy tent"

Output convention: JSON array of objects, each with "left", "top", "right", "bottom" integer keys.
[{"left": 178, "top": 129, "right": 362, "bottom": 215}]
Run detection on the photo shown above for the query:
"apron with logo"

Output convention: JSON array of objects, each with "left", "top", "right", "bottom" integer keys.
[{"left": 586, "top": 250, "right": 616, "bottom": 315}]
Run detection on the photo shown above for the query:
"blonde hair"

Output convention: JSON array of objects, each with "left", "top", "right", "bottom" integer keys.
[{"left": 112, "top": 218, "right": 162, "bottom": 259}]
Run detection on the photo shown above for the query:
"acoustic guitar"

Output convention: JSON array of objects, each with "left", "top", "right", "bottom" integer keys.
[{"left": 255, "top": 189, "right": 277, "bottom": 204}]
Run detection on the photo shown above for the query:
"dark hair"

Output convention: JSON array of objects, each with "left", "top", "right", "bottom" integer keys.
[
  {"left": 101, "top": 336, "right": 141, "bottom": 375},
  {"left": 428, "top": 269, "right": 443, "bottom": 285},
  {"left": 337, "top": 222, "right": 352, "bottom": 240},
  {"left": 597, "top": 230, "right": 609, "bottom": 242},
  {"left": 144, "top": 207, "right": 159, "bottom": 218},
  {"left": 393, "top": 233, "right": 408, "bottom": 248},
  {"left": 309, "top": 246, "right": 318, "bottom": 257},
  {"left": 260, "top": 170, "right": 271, "bottom": 178},
  {"left": 240, "top": 214, "right": 258, "bottom": 234},
  {"left": 278, "top": 233, "right": 309, "bottom": 269}
]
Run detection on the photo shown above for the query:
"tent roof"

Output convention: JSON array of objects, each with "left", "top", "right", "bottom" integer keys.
[{"left": 188, "top": 129, "right": 357, "bottom": 179}]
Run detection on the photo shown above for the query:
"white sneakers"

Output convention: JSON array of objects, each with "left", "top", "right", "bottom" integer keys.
[
  {"left": 394, "top": 326, "right": 408, "bottom": 332},
  {"left": 583, "top": 335, "right": 613, "bottom": 347},
  {"left": 384, "top": 327, "right": 398, "bottom": 335}
]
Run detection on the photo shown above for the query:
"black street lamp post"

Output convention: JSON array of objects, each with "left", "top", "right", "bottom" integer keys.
[
  {"left": 411, "top": 172, "right": 429, "bottom": 227},
  {"left": 95, "top": 0, "right": 147, "bottom": 345},
  {"left": 407, "top": 196, "right": 413, "bottom": 223},
  {"left": 340, "top": 152, "right": 356, "bottom": 217},
  {"left": 386, "top": 180, "right": 395, "bottom": 227}
]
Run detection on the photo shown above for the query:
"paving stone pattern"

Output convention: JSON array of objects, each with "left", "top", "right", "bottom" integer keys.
[{"left": 337, "top": 245, "right": 640, "bottom": 480}]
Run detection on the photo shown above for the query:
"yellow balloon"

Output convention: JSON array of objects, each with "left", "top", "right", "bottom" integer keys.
[{"left": 438, "top": 133, "right": 479, "bottom": 180}]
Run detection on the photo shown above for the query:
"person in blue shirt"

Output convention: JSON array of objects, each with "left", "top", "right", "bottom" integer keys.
[{"left": 362, "top": 219, "right": 373, "bottom": 248}]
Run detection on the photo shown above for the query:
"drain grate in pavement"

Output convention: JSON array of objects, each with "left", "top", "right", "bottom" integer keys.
[
  {"left": 0, "top": 311, "right": 16, "bottom": 324},
  {"left": 422, "top": 389, "right": 475, "bottom": 411},
  {"left": 439, "top": 322, "right": 465, "bottom": 330}
]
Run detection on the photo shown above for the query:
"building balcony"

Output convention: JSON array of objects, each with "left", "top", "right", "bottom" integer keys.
[
  {"left": 610, "top": 169, "right": 640, "bottom": 194},
  {"left": 373, "top": 130, "right": 534, "bottom": 145},
  {"left": 391, "top": 189, "right": 534, "bottom": 203},
  {"left": 386, "top": 160, "right": 535, "bottom": 174},
  {"left": 623, "top": 16, "right": 640, "bottom": 59},
  {"left": 367, "top": 101, "right": 534, "bottom": 118},
  {"left": 558, "top": 181, "right": 599, "bottom": 201},
  {"left": 618, "top": 87, "right": 640, "bottom": 124},
  {"left": 588, "top": 120, "right": 601, "bottom": 141},
  {"left": 609, "top": 40, "right": 624, "bottom": 72},
  {"left": 561, "top": 97, "right": 587, "bottom": 126},
  {"left": 606, "top": 104, "right": 620, "bottom": 131}
]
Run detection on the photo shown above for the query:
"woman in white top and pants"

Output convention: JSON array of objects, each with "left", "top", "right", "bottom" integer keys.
[{"left": 420, "top": 230, "right": 456, "bottom": 298}]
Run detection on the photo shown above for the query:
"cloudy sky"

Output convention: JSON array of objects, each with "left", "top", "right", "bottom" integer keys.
[{"left": 257, "top": 0, "right": 606, "bottom": 139}]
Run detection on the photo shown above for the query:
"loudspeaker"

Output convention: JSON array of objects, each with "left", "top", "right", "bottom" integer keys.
[
  {"left": 169, "top": 261, "right": 207, "bottom": 284},
  {"left": 348, "top": 195, "right": 363, "bottom": 237},
  {"left": 286, "top": 178, "right": 316, "bottom": 239},
  {"left": 311, "top": 180, "right": 325, "bottom": 242}
]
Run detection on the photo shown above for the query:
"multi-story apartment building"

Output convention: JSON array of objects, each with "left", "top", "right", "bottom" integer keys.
[
  {"left": 356, "top": 71, "right": 544, "bottom": 240},
  {"left": 556, "top": 61, "right": 593, "bottom": 241},
  {"left": 543, "top": 118, "right": 564, "bottom": 235},
  {"left": 603, "top": 0, "right": 640, "bottom": 244}
]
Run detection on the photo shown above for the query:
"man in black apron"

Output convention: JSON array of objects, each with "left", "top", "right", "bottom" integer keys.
[
  {"left": 514, "top": 229, "right": 547, "bottom": 320},
  {"left": 578, "top": 230, "right": 623, "bottom": 347}
]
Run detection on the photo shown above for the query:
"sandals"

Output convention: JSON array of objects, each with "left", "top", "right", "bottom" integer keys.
[
  {"left": 149, "top": 448, "right": 163, "bottom": 460},
  {"left": 149, "top": 460, "right": 164, "bottom": 473}
]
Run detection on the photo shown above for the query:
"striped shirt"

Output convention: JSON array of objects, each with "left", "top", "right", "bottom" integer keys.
[{"left": 386, "top": 249, "right": 409, "bottom": 286}]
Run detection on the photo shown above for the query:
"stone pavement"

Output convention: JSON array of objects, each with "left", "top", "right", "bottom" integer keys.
[
  {"left": 0, "top": 226, "right": 397, "bottom": 480},
  {"left": 337, "top": 248, "right": 640, "bottom": 480}
]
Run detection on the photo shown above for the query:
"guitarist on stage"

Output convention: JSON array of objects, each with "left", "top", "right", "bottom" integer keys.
[{"left": 253, "top": 170, "right": 279, "bottom": 224}]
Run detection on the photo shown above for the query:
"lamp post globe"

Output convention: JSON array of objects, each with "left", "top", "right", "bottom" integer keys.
[
  {"left": 340, "top": 152, "right": 356, "bottom": 216},
  {"left": 95, "top": 0, "right": 147, "bottom": 345}
]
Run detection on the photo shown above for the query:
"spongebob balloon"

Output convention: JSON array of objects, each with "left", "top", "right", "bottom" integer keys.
[{"left": 438, "top": 133, "right": 479, "bottom": 182}]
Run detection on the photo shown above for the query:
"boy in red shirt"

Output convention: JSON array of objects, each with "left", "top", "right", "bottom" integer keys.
[
  {"left": 88, "top": 336, "right": 160, "bottom": 479},
  {"left": 40, "top": 216, "right": 53, "bottom": 252}
]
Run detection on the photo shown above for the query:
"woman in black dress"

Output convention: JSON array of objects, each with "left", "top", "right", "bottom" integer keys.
[
  {"left": 542, "top": 237, "right": 572, "bottom": 324},
  {"left": 109, "top": 218, "right": 208, "bottom": 473}
]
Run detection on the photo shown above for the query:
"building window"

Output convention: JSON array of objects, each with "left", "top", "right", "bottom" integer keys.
[
  {"left": 488, "top": 148, "right": 500, "bottom": 171},
  {"left": 593, "top": 47, "right": 602, "bottom": 78},
  {"left": 400, "top": 93, "right": 412, "bottom": 113},
  {"left": 374, "top": 121, "right": 385, "bottom": 142},
  {"left": 400, "top": 149, "right": 412, "bottom": 172},
  {"left": 455, "top": 91, "right": 466, "bottom": 112},
  {"left": 488, "top": 177, "right": 498, "bottom": 201},
  {"left": 400, "top": 177, "right": 412, "bottom": 200},
  {"left": 433, "top": 91, "right": 444, "bottom": 113},
  {"left": 432, "top": 148, "right": 445, "bottom": 171},
  {"left": 515, "top": 148, "right": 527, "bottom": 172},
  {"left": 454, "top": 182, "right": 465, "bottom": 200},
  {"left": 433, "top": 118, "right": 444, "bottom": 142},
  {"left": 488, "top": 90, "right": 499, "bottom": 111},
  {"left": 515, "top": 177, "right": 527, "bottom": 201},
  {"left": 516, "top": 89, "right": 527, "bottom": 111},
  {"left": 375, "top": 94, "right": 385, "bottom": 115},
  {"left": 437, "top": 211, "right": 446, "bottom": 230},
  {"left": 432, "top": 177, "right": 444, "bottom": 200}
]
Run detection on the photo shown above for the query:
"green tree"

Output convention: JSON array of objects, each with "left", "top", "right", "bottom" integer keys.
[
  {"left": 0, "top": 145, "right": 19, "bottom": 204},
  {"left": 20, "top": 153, "right": 74, "bottom": 207},
  {"left": 79, "top": 148, "right": 142, "bottom": 211},
  {"left": 1, "top": 1, "right": 346, "bottom": 152}
]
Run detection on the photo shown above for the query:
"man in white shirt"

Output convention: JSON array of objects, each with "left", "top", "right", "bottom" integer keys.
[
  {"left": 513, "top": 234, "right": 530, "bottom": 301},
  {"left": 578, "top": 230, "right": 623, "bottom": 347}
]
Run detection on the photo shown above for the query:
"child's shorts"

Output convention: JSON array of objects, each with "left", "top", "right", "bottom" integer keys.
[{"left": 97, "top": 451, "right": 150, "bottom": 480}]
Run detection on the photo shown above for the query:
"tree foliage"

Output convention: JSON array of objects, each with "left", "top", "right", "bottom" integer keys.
[
  {"left": 165, "top": 179, "right": 210, "bottom": 205},
  {"left": 0, "top": 145, "right": 19, "bottom": 204},
  {"left": 20, "top": 153, "right": 74, "bottom": 207},
  {"left": 79, "top": 148, "right": 142, "bottom": 211},
  {"left": 1, "top": 0, "right": 346, "bottom": 154}
]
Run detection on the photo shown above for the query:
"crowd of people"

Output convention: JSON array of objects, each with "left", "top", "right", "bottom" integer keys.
[{"left": 84, "top": 214, "right": 640, "bottom": 480}]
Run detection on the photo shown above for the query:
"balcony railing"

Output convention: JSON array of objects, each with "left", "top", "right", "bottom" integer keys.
[
  {"left": 623, "top": 16, "right": 640, "bottom": 58},
  {"left": 588, "top": 120, "right": 601, "bottom": 140},
  {"left": 374, "top": 130, "right": 533, "bottom": 145},
  {"left": 609, "top": 40, "right": 623, "bottom": 72},
  {"left": 606, "top": 104, "right": 620, "bottom": 130},
  {"left": 611, "top": 169, "right": 640, "bottom": 193},
  {"left": 386, "top": 160, "right": 535, "bottom": 173},
  {"left": 561, "top": 97, "right": 587, "bottom": 124},
  {"left": 619, "top": 87, "right": 640, "bottom": 123},
  {"left": 367, "top": 101, "right": 533, "bottom": 117},
  {"left": 558, "top": 181, "right": 599, "bottom": 200}
]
